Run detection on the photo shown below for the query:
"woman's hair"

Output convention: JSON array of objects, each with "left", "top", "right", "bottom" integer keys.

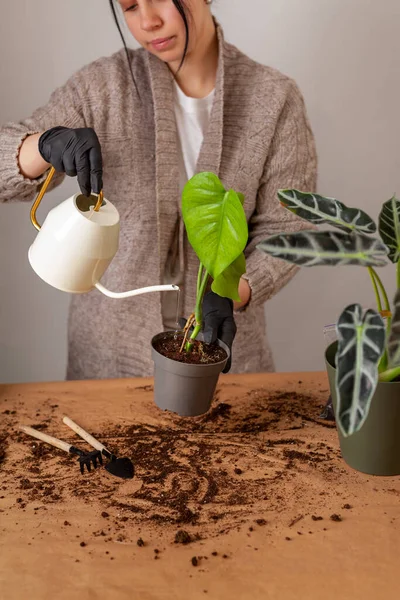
[{"left": 109, "top": 1, "right": 190, "bottom": 79}]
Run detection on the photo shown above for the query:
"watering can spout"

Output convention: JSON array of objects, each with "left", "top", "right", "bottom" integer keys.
[
  {"left": 28, "top": 168, "right": 180, "bottom": 298},
  {"left": 95, "top": 282, "right": 179, "bottom": 298}
]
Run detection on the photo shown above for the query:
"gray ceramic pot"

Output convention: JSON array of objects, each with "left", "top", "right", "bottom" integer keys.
[
  {"left": 325, "top": 342, "right": 400, "bottom": 476},
  {"left": 151, "top": 332, "right": 230, "bottom": 417}
]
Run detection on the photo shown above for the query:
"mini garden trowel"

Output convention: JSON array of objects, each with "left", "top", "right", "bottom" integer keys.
[{"left": 63, "top": 416, "right": 134, "bottom": 479}]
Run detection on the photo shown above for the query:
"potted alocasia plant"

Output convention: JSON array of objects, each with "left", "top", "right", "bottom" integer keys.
[
  {"left": 151, "top": 172, "right": 248, "bottom": 417},
  {"left": 257, "top": 190, "right": 400, "bottom": 475}
]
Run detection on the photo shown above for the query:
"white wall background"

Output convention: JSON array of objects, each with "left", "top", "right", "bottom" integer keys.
[{"left": 1, "top": 0, "right": 399, "bottom": 383}]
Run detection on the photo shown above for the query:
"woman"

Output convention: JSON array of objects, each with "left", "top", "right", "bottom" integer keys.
[{"left": 0, "top": 0, "right": 317, "bottom": 380}]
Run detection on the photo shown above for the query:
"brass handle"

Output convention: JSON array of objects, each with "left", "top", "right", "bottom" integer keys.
[{"left": 30, "top": 166, "right": 104, "bottom": 231}]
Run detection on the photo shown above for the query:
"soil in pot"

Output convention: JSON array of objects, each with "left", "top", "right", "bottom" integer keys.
[{"left": 153, "top": 335, "right": 227, "bottom": 366}]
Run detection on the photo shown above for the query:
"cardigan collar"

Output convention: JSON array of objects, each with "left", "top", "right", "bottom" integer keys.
[{"left": 147, "top": 21, "right": 226, "bottom": 282}]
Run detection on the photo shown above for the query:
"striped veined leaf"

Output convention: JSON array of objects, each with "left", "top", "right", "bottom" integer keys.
[
  {"left": 387, "top": 288, "right": 400, "bottom": 369},
  {"left": 257, "top": 231, "right": 388, "bottom": 267},
  {"left": 378, "top": 196, "right": 400, "bottom": 263},
  {"left": 335, "top": 304, "right": 386, "bottom": 437},
  {"left": 278, "top": 189, "right": 376, "bottom": 234}
]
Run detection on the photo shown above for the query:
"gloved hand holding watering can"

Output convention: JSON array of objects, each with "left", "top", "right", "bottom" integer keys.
[
  {"left": 38, "top": 126, "right": 103, "bottom": 198},
  {"left": 27, "top": 126, "right": 178, "bottom": 300}
]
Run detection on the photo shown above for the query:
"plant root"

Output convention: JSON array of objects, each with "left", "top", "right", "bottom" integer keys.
[{"left": 179, "top": 313, "right": 196, "bottom": 353}]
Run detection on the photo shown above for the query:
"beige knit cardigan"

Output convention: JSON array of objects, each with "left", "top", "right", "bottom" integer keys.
[{"left": 0, "top": 25, "right": 317, "bottom": 379}]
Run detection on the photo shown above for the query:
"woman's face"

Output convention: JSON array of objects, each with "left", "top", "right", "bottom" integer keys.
[{"left": 118, "top": 0, "right": 212, "bottom": 64}]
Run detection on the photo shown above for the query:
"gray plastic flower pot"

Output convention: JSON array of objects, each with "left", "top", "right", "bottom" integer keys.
[
  {"left": 151, "top": 332, "right": 230, "bottom": 417},
  {"left": 325, "top": 342, "right": 400, "bottom": 476}
]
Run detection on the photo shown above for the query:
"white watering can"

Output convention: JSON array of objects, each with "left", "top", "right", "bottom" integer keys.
[{"left": 29, "top": 167, "right": 178, "bottom": 298}]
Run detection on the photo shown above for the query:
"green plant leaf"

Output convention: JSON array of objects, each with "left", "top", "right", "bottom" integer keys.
[
  {"left": 278, "top": 189, "right": 376, "bottom": 234},
  {"left": 182, "top": 172, "right": 248, "bottom": 280},
  {"left": 211, "top": 253, "right": 246, "bottom": 302},
  {"left": 378, "top": 196, "right": 400, "bottom": 263},
  {"left": 257, "top": 231, "right": 388, "bottom": 267},
  {"left": 335, "top": 304, "right": 386, "bottom": 437},
  {"left": 387, "top": 288, "right": 400, "bottom": 369}
]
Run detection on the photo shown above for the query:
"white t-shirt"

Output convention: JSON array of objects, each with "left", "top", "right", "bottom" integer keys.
[
  {"left": 161, "top": 82, "right": 215, "bottom": 330},
  {"left": 173, "top": 81, "right": 215, "bottom": 187}
]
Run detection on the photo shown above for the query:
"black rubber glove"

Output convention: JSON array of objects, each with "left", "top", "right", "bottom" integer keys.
[
  {"left": 38, "top": 126, "right": 103, "bottom": 197},
  {"left": 179, "top": 291, "right": 237, "bottom": 373},
  {"left": 202, "top": 291, "right": 237, "bottom": 373}
]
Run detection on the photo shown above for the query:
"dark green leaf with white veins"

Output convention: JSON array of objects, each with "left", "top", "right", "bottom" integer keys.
[
  {"left": 211, "top": 253, "right": 246, "bottom": 302},
  {"left": 335, "top": 304, "right": 385, "bottom": 437},
  {"left": 278, "top": 189, "right": 376, "bottom": 234},
  {"left": 182, "top": 172, "right": 248, "bottom": 280},
  {"left": 256, "top": 231, "right": 388, "bottom": 267},
  {"left": 387, "top": 288, "right": 400, "bottom": 369},
  {"left": 378, "top": 196, "right": 400, "bottom": 263}
]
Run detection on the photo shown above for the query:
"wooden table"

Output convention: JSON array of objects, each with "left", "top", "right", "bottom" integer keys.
[{"left": 0, "top": 372, "right": 399, "bottom": 600}]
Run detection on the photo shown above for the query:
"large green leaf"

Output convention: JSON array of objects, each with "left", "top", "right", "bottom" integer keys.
[
  {"left": 278, "top": 189, "right": 376, "bottom": 234},
  {"left": 257, "top": 231, "right": 388, "bottom": 267},
  {"left": 335, "top": 304, "right": 386, "bottom": 437},
  {"left": 211, "top": 253, "right": 246, "bottom": 302},
  {"left": 378, "top": 196, "right": 400, "bottom": 263},
  {"left": 237, "top": 192, "right": 245, "bottom": 206},
  {"left": 387, "top": 288, "right": 400, "bottom": 369},
  {"left": 182, "top": 173, "right": 248, "bottom": 280}
]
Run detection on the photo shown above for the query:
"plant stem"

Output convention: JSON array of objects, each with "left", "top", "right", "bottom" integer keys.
[
  {"left": 185, "top": 264, "right": 210, "bottom": 351},
  {"left": 397, "top": 261, "right": 400, "bottom": 289},
  {"left": 370, "top": 268, "right": 391, "bottom": 315},
  {"left": 379, "top": 366, "right": 400, "bottom": 382},
  {"left": 196, "top": 262, "right": 204, "bottom": 298},
  {"left": 368, "top": 267, "right": 383, "bottom": 313},
  {"left": 193, "top": 268, "right": 210, "bottom": 336},
  {"left": 369, "top": 268, "right": 392, "bottom": 373}
]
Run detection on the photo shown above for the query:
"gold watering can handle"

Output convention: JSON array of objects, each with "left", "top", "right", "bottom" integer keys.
[{"left": 30, "top": 166, "right": 104, "bottom": 231}]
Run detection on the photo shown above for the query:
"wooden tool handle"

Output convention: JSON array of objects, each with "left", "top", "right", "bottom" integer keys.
[
  {"left": 19, "top": 425, "right": 72, "bottom": 453},
  {"left": 62, "top": 417, "right": 107, "bottom": 453}
]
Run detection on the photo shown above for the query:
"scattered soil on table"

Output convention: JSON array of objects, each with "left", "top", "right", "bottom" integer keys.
[
  {"left": 153, "top": 334, "right": 227, "bottom": 365},
  {"left": 330, "top": 514, "right": 343, "bottom": 522},
  {"left": 0, "top": 385, "right": 349, "bottom": 544},
  {"left": 175, "top": 530, "right": 193, "bottom": 544},
  {"left": 0, "top": 432, "right": 8, "bottom": 466}
]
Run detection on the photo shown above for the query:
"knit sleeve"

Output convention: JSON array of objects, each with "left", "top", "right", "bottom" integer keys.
[
  {"left": 0, "top": 71, "right": 87, "bottom": 203},
  {"left": 242, "top": 80, "right": 318, "bottom": 307}
]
